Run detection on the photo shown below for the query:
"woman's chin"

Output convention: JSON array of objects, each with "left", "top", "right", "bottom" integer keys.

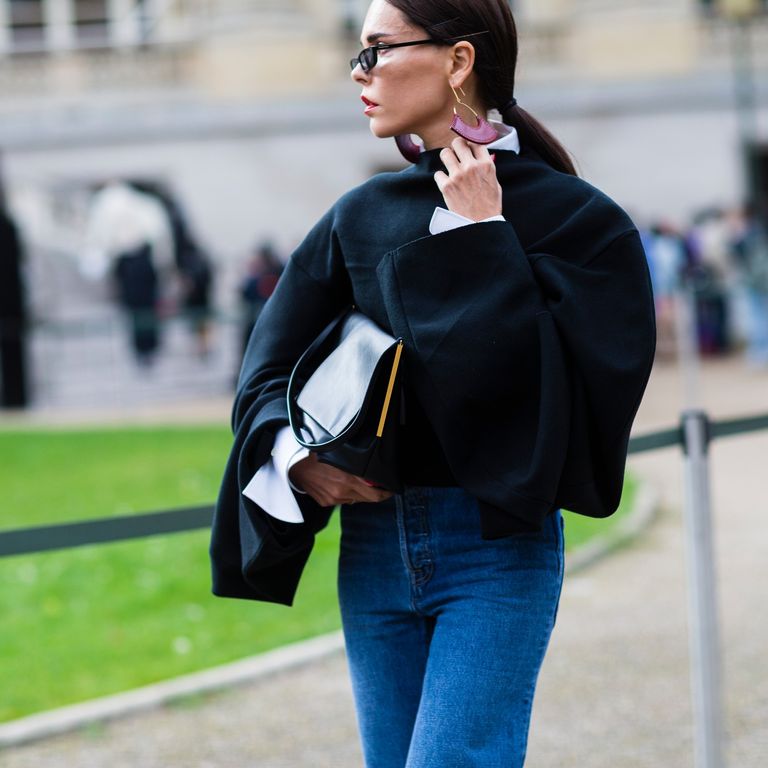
[
  {"left": 370, "top": 123, "right": 420, "bottom": 143},
  {"left": 369, "top": 121, "right": 394, "bottom": 139},
  {"left": 367, "top": 117, "right": 404, "bottom": 138}
]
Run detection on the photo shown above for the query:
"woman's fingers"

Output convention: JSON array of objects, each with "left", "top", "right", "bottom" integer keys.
[
  {"left": 350, "top": 475, "right": 393, "bottom": 503},
  {"left": 435, "top": 138, "right": 481, "bottom": 192},
  {"left": 433, "top": 169, "right": 449, "bottom": 193},
  {"left": 439, "top": 139, "right": 473, "bottom": 170},
  {"left": 451, "top": 136, "right": 477, "bottom": 162},
  {"left": 437, "top": 138, "right": 493, "bottom": 184},
  {"left": 300, "top": 457, "right": 392, "bottom": 505},
  {"left": 439, "top": 145, "right": 460, "bottom": 172},
  {"left": 446, "top": 136, "right": 488, "bottom": 164},
  {"left": 471, "top": 141, "right": 492, "bottom": 163},
  {"left": 432, "top": 133, "right": 502, "bottom": 221}
]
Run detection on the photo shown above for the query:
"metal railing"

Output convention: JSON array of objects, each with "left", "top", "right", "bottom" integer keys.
[{"left": 2, "top": 411, "right": 767, "bottom": 559}]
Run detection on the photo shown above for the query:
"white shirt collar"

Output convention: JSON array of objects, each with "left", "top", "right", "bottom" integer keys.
[{"left": 485, "top": 123, "right": 520, "bottom": 153}]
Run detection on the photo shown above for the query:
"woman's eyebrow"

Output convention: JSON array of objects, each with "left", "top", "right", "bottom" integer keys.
[{"left": 361, "top": 32, "right": 395, "bottom": 45}]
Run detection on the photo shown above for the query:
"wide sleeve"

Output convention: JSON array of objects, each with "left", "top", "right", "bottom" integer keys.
[
  {"left": 376, "top": 220, "right": 565, "bottom": 533},
  {"left": 375, "top": 220, "right": 655, "bottom": 537},
  {"left": 528, "top": 228, "right": 656, "bottom": 516},
  {"left": 210, "top": 206, "right": 352, "bottom": 604}
]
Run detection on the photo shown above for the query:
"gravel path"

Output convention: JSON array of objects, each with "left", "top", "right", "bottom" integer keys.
[{"left": 2, "top": 355, "right": 767, "bottom": 767}]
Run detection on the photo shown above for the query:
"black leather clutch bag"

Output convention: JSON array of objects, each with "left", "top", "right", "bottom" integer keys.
[{"left": 287, "top": 307, "right": 405, "bottom": 493}]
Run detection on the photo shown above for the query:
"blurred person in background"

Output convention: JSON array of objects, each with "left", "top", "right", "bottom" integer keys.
[
  {"left": 238, "top": 239, "right": 284, "bottom": 361},
  {"left": 645, "top": 220, "right": 686, "bottom": 360},
  {"left": 179, "top": 241, "right": 215, "bottom": 360},
  {"left": 132, "top": 181, "right": 216, "bottom": 360},
  {"left": 683, "top": 209, "right": 730, "bottom": 357},
  {"left": 0, "top": 160, "right": 29, "bottom": 408},
  {"left": 727, "top": 202, "right": 768, "bottom": 369},
  {"left": 82, "top": 180, "right": 174, "bottom": 366},
  {"left": 113, "top": 241, "right": 160, "bottom": 365}
]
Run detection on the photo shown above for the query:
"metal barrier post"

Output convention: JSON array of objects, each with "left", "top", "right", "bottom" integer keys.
[
  {"left": 676, "top": 284, "right": 701, "bottom": 408},
  {"left": 680, "top": 409, "right": 726, "bottom": 768}
]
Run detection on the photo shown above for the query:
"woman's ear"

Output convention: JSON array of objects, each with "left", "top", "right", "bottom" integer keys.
[{"left": 447, "top": 41, "right": 476, "bottom": 83}]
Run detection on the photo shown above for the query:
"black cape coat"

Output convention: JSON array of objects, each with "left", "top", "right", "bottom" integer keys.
[{"left": 210, "top": 143, "right": 656, "bottom": 605}]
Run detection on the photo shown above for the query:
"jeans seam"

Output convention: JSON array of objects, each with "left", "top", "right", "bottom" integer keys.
[
  {"left": 395, "top": 493, "right": 415, "bottom": 575},
  {"left": 550, "top": 512, "right": 566, "bottom": 630},
  {"left": 413, "top": 505, "right": 434, "bottom": 586}
]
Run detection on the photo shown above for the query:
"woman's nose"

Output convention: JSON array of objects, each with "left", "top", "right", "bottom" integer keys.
[{"left": 350, "top": 62, "right": 369, "bottom": 85}]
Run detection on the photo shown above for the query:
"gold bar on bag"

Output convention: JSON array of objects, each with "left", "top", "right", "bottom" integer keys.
[{"left": 376, "top": 340, "right": 404, "bottom": 438}]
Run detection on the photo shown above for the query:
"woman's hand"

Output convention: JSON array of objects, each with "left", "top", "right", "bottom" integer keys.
[
  {"left": 288, "top": 452, "right": 394, "bottom": 507},
  {"left": 433, "top": 136, "right": 502, "bottom": 221}
]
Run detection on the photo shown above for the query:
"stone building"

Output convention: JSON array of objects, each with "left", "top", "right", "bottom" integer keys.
[{"left": 0, "top": 0, "right": 766, "bottom": 267}]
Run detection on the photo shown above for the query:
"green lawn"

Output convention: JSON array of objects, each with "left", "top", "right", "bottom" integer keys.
[{"left": 0, "top": 427, "right": 636, "bottom": 722}]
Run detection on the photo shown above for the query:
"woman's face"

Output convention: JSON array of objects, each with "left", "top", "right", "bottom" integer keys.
[{"left": 351, "top": 0, "right": 478, "bottom": 149}]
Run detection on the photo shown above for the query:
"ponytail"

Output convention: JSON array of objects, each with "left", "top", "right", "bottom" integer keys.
[{"left": 500, "top": 103, "right": 578, "bottom": 177}]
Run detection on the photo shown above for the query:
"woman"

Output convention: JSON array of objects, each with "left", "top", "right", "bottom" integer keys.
[{"left": 210, "top": 1, "right": 656, "bottom": 766}]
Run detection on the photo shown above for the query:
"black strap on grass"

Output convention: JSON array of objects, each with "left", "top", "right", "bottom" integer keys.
[{"left": 2, "top": 412, "right": 767, "bottom": 558}]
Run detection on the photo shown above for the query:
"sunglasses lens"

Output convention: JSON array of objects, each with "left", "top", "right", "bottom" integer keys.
[
  {"left": 362, "top": 48, "right": 376, "bottom": 71},
  {"left": 350, "top": 47, "right": 377, "bottom": 72}
]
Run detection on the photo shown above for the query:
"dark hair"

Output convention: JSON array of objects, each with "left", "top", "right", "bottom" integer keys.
[{"left": 385, "top": 0, "right": 578, "bottom": 177}]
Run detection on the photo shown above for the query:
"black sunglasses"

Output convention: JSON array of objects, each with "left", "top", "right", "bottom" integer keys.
[{"left": 350, "top": 31, "right": 490, "bottom": 73}]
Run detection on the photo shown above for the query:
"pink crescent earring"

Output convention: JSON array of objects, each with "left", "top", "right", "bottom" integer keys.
[
  {"left": 394, "top": 133, "right": 423, "bottom": 163},
  {"left": 449, "top": 84, "right": 498, "bottom": 144}
]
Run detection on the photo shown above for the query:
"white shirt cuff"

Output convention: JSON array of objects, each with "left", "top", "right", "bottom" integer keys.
[
  {"left": 242, "top": 426, "right": 310, "bottom": 524},
  {"left": 429, "top": 207, "right": 505, "bottom": 235}
]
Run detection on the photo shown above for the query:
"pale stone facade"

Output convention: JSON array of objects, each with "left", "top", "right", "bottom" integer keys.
[
  {"left": 1, "top": 1, "right": 766, "bottom": 101},
  {"left": 0, "top": 0, "right": 767, "bottom": 273}
]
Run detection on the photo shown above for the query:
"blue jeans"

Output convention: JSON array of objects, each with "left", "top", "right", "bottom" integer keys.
[{"left": 337, "top": 485, "right": 565, "bottom": 768}]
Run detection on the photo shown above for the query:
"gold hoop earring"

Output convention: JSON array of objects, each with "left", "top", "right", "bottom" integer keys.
[{"left": 451, "top": 85, "right": 479, "bottom": 121}]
